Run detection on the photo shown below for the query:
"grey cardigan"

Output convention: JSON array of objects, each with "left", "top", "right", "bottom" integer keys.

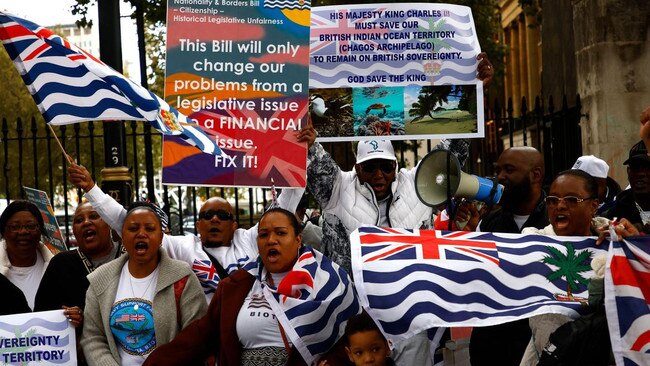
[{"left": 81, "top": 249, "right": 207, "bottom": 366}]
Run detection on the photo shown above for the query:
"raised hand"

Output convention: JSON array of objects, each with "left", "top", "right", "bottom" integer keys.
[{"left": 68, "top": 163, "right": 95, "bottom": 192}]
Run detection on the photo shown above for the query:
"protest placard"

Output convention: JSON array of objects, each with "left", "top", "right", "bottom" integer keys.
[
  {"left": 310, "top": 3, "right": 484, "bottom": 141},
  {"left": 23, "top": 187, "right": 66, "bottom": 253},
  {"left": 0, "top": 310, "right": 77, "bottom": 365},
  {"left": 163, "top": 0, "right": 310, "bottom": 188}
]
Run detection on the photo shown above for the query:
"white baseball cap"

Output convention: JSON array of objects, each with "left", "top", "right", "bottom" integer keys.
[
  {"left": 572, "top": 155, "right": 609, "bottom": 179},
  {"left": 356, "top": 140, "right": 397, "bottom": 164}
]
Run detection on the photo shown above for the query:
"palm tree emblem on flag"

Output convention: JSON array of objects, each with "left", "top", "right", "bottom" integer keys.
[{"left": 543, "top": 242, "right": 592, "bottom": 302}]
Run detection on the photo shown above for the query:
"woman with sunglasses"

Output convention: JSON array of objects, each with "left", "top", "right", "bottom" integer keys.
[
  {"left": 520, "top": 169, "right": 638, "bottom": 365},
  {"left": 81, "top": 202, "right": 207, "bottom": 366},
  {"left": 142, "top": 207, "right": 356, "bottom": 366},
  {"left": 0, "top": 200, "right": 54, "bottom": 310}
]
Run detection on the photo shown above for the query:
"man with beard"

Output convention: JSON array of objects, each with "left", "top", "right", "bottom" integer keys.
[
  {"left": 68, "top": 163, "right": 302, "bottom": 304},
  {"left": 469, "top": 146, "right": 548, "bottom": 366},
  {"left": 603, "top": 141, "right": 650, "bottom": 233}
]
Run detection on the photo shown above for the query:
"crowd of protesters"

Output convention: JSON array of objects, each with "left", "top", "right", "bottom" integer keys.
[{"left": 1, "top": 66, "right": 648, "bottom": 366}]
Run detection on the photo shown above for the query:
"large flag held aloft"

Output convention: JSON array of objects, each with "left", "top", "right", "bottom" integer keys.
[
  {"left": 0, "top": 12, "right": 223, "bottom": 156},
  {"left": 350, "top": 227, "right": 607, "bottom": 346}
]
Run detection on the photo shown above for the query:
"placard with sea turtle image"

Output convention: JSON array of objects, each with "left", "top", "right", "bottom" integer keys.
[{"left": 309, "top": 3, "right": 484, "bottom": 142}]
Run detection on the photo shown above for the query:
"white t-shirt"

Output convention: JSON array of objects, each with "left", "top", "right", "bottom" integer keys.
[
  {"left": 7, "top": 254, "right": 45, "bottom": 310},
  {"left": 109, "top": 263, "right": 159, "bottom": 366},
  {"left": 513, "top": 214, "right": 530, "bottom": 231},
  {"left": 236, "top": 272, "right": 291, "bottom": 349}
]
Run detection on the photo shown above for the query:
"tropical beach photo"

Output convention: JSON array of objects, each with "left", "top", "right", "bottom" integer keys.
[{"left": 404, "top": 85, "right": 478, "bottom": 135}]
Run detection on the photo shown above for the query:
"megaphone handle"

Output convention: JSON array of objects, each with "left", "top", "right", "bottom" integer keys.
[
  {"left": 445, "top": 151, "right": 454, "bottom": 231},
  {"left": 487, "top": 176, "right": 499, "bottom": 204}
]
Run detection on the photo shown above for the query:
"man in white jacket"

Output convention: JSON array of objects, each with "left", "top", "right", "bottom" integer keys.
[
  {"left": 68, "top": 163, "right": 302, "bottom": 304},
  {"left": 298, "top": 123, "right": 469, "bottom": 274}
]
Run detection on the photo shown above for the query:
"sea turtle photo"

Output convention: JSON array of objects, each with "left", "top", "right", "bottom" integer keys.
[{"left": 365, "top": 103, "right": 391, "bottom": 116}]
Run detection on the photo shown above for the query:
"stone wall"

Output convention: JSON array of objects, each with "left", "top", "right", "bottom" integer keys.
[
  {"left": 542, "top": 0, "right": 577, "bottom": 101},
  {"left": 572, "top": 0, "right": 650, "bottom": 185}
]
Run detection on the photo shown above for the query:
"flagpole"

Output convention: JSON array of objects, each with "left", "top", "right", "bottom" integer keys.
[{"left": 47, "top": 125, "right": 75, "bottom": 165}]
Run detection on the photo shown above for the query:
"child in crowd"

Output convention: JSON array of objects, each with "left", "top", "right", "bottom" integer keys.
[{"left": 344, "top": 312, "right": 394, "bottom": 366}]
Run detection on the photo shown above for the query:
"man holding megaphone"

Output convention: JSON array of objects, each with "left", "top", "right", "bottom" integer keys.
[
  {"left": 468, "top": 146, "right": 549, "bottom": 366},
  {"left": 297, "top": 119, "right": 470, "bottom": 274}
]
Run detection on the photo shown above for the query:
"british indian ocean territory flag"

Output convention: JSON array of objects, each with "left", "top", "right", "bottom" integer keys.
[{"left": 350, "top": 227, "right": 607, "bottom": 346}]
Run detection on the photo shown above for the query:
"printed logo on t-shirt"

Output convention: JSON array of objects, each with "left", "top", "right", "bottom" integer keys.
[
  {"left": 109, "top": 298, "right": 156, "bottom": 355},
  {"left": 248, "top": 293, "right": 275, "bottom": 319}
]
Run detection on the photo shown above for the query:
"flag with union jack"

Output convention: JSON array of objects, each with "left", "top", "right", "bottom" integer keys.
[
  {"left": 350, "top": 227, "right": 607, "bottom": 347},
  {"left": 605, "top": 236, "right": 650, "bottom": 366},
  {"left": 248, "top": 246, "right": 360, "bottom": 364},
  {"left": 0, "top": 12, "right": 224, "bottom": 156},
  {"left": 191, "top": 259, "right": 220, "bottom": 294},
  {"left": 130, "top": 314, "right": 145, "bottom": 322}
]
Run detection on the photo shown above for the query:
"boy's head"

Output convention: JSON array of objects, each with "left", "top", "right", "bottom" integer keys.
[{"left": 345, "top": 312, "right": 391, "bottom": 366}]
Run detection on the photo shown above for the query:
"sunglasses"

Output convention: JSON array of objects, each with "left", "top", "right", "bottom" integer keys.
[
  {"left": 545, "top": 196, "right": 594, "bottom": 207},
  {"left": 198, "top": 209, "right": 234, "bottom": 221},
  {"left": 361, "top": 161, "right": 395, "bottom": 174},
  {"left": 7, "top": 223, "right": 40, "bottom": 233}
]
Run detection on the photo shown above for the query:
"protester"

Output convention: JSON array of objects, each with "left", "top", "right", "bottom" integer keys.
[
  {"left": 35, "top": 201, "right": 124, "bottom": 312},
  {"left": 0, "top": 200, "right": 54, "bottom": 310},
  {"left": 517, "top": 169, "right": 598, "bottom": 364},
  {"left": 602, "top": 141, "right": 650, "bottom": 233},
  {"left": 34, "top": 201, "right": 123, "bottom": 365},
  {"left": 469, "top": 146, "right": 547, "bottom": 366},
  {"left": 298, "top": 128, "right": 468, "bottom": 269},
  {"left": 81, "top": 202, "right": 206, "bottom": 366},
  {"left": 343, "top": 312, "right": 394, "bottom": 366},
  {"left": 571, "top": 155, "right": 621, "bottom": 214},
  {"left": 68, "top": 163, "right": 302, "bottom": 303},
  {"left": 526, "top": 171, "right": 640, "bottom": 365},
  {"left": 142, "top": 208, "right": 356, "bottom": 366}
]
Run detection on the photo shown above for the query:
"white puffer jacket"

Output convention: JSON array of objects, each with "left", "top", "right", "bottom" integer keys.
[
  {"left": 307, "top": 140, "right": 469, "bottom": 273},
  {"left": 326, "top": 163, "right": 432, "bottom": 232}
]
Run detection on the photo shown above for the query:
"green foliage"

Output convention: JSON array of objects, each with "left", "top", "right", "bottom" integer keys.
[
  {"left": 72, "top": 0, "right": 167, "bottom": 28},
  {"left": 543, "top": 243, "right": 592, "bottom": 296},
  {"left": 145, "top": 23, "right": 166, "bottom": 97}
]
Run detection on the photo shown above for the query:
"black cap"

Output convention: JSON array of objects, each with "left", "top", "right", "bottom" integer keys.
[{"left": 624, "top": 141, "right": 650, "bottom": 165}]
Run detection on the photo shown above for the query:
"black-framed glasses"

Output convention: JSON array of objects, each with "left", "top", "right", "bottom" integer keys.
[
  {"left": 545, "top": 196, "right": 594, "bottom": 207},
  {"left": 7, "top": 223, "right": 40, "bottom": 233},
  {"left": 361, "top": 161, "right": 395, "bottom": 174},
  {"left": 198, "top": 209, "right": 234, "bottom": 221}
]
